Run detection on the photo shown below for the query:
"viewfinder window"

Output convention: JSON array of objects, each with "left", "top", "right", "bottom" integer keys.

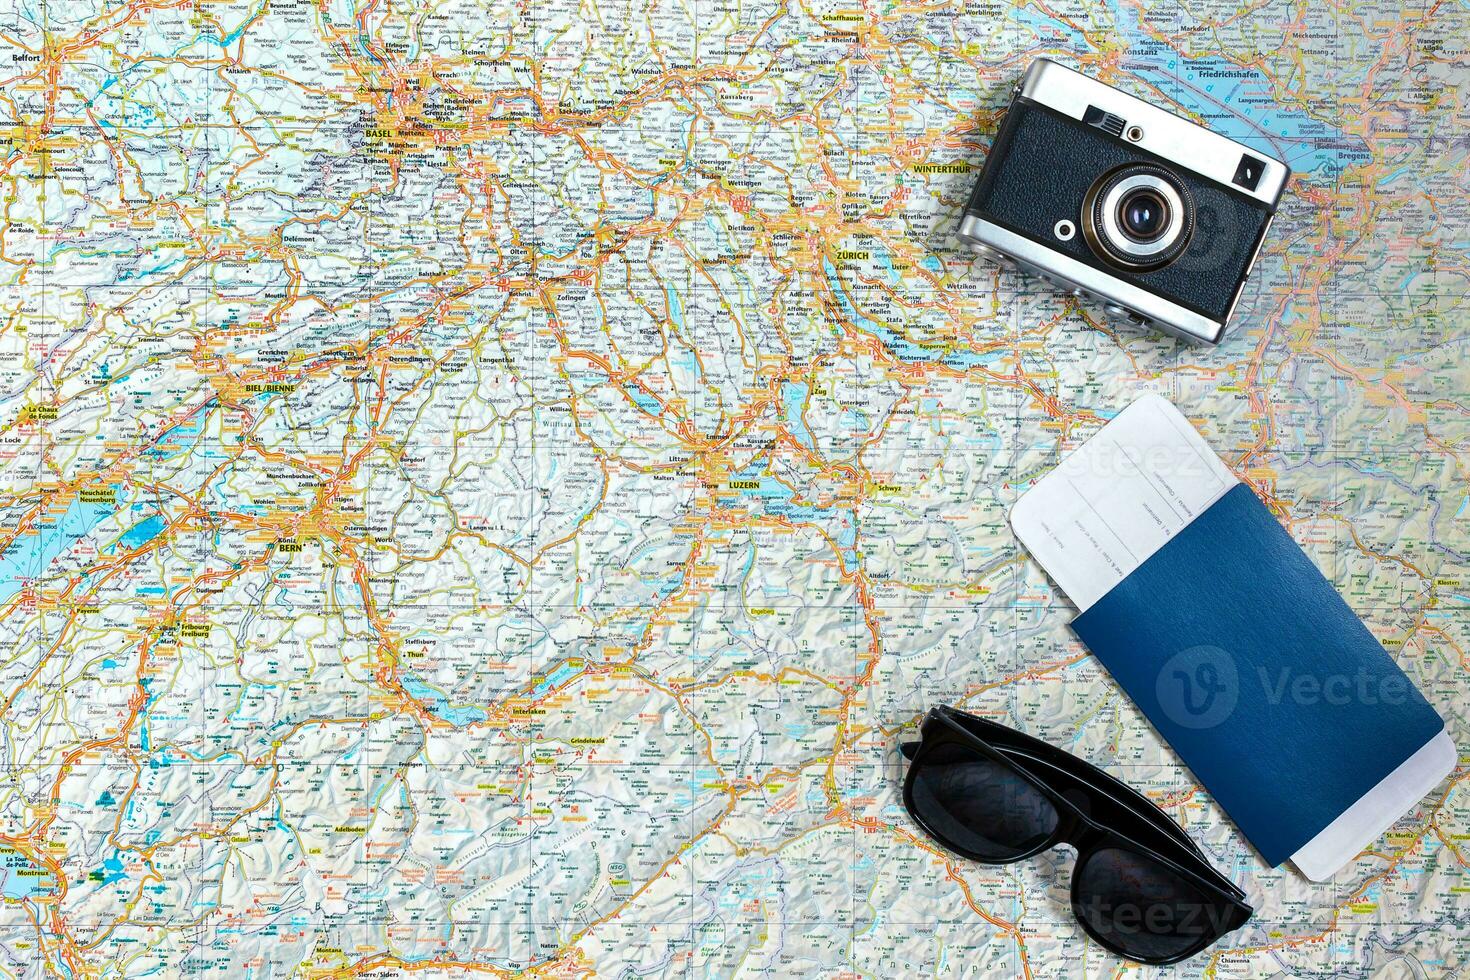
[{"left": 1233, "top": 154, "right": 1265, "bottom": 191}]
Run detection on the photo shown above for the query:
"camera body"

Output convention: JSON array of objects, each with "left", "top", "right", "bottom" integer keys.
[{"left": 959, "top": 59, "right": 1290, "bottom": 345}]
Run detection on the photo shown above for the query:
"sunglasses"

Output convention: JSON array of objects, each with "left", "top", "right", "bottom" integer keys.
[{"left": 901, "top": 705, "right": 1252, "bottom": 965}]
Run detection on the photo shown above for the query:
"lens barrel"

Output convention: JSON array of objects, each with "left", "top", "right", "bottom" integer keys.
[{"left": 1082, "top": 165, "right": 1195, "bottom": 270}]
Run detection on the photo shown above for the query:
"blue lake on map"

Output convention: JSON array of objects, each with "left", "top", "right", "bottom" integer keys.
[
  {"left": 0, "top": 497, "right": 117, "bottom": 604},
  {"left": 1122, "top": 54, "right": 1369, "bottom": 179},
  {"left": 780, "top": 381, "right": 818, "bottom": 452},
  {"left": 964, "top": 4, "right": 1367, "bottom": 182},
  {"left": 401, "top": 674, "right": 488, "bottom": 728},
  {"left": 622, "top": 383, "right": 664, "bottom": 417},
  {"left": 118, "top": 515, "right": 167, "bottom": 551},
  {"left": 0, "top": 845, "right": 54, "bottom": 900},
  {"left": 531, "top": 661, "right": 582, "bottom": 699},
  {"left": 726, "top": 459, "right": 858, "bottom": 561},
  {"left": 823, "top": 260, "right": 1009, "bottom": 371},
  {"left": 98, "top": 852, "right": 128, "bottom": 886}
]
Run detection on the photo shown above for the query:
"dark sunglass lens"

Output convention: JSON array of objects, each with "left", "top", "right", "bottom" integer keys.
[
  {"left": 909, "top": 741, "right": 1059, "bottom": 860},
  {"left": 1074, "top": 846, "right": 1236, "bottom": 962}
]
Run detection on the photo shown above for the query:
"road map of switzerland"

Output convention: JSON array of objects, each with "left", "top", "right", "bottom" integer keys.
[{"left": 0, "top": 0, "right": 1464, "bottom": 976}]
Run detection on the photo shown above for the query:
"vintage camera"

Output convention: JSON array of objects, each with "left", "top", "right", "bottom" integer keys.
[{"left": 959, "top": 59, "right": 1289, "bottom": 345}]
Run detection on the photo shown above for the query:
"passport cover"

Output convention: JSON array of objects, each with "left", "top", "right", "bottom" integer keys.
[{"left": 1071, "top": 482, "right": 1446, "bottom": 866}]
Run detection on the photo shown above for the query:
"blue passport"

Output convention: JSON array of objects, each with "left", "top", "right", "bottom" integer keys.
[
  {"left": 1072, "top": 484, "right": 1446, "bottom": 868},
  {"left": 1010, "top": 396, "right": 1452, "bottom": 878}
]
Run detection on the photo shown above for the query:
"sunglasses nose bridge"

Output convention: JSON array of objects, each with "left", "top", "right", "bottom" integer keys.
[{"left": 1067, "top": 822, "right": 1107, "bottom": 853}]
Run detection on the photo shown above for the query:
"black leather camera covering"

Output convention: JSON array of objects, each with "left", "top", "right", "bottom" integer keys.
[{"left": 966, "top": 100, "right": 1273, "bottom": 321}]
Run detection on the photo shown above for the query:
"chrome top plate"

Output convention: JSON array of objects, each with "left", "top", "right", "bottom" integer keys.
[{"left": 1016, "top": 58, "right": 1290, "bottom": 208}]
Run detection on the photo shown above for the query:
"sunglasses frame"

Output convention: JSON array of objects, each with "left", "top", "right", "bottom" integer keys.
[{"left": 901, "top": 705, "right": 1252, "bottom": 965}]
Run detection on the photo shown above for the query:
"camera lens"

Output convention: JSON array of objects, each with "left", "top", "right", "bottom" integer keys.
[
  {"left": 1119, "top": 190, "right": 1169, "bottom": 242},
  {"left": 1081, "top": 165, "right": 1195, "bottom": 271}
]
